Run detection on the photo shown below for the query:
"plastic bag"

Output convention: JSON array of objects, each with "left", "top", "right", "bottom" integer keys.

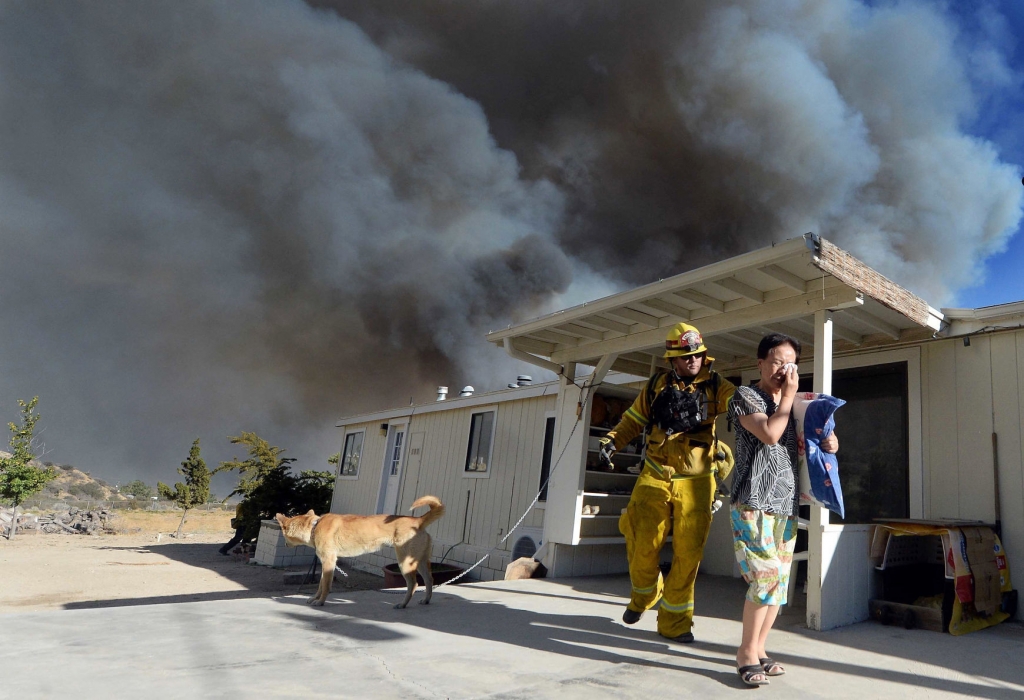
[{"left": 791, "top": 392, "right": 846, "bottom": 518}]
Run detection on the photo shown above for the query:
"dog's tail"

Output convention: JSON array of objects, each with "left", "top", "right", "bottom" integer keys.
[{"left": 410, "top": 495, "right": 445, "bottom": 528}]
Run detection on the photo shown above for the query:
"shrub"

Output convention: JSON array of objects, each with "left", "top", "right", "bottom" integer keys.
[{"left": 69, "top": 482, "right": 105, "bottom": 500}]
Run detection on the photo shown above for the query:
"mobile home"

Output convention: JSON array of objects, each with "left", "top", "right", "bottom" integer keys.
[{"left": 332, "top": 233, "right": 1022, "bottom": 629}]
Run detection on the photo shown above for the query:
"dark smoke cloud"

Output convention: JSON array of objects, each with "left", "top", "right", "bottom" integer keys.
[
  {"left": 0, "top": 1, "right": 569, "bottom": 483},
  {"left": 324, "top": 0, "right": 1023, "bottom": 297},
  {"left": 0, "top": 0, "right": 1019, "bottom": 485}
]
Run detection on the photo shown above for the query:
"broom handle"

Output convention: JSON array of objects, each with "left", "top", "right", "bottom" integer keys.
[{"left": 992, "top": 432, "right": 1002, "bottom": 537}]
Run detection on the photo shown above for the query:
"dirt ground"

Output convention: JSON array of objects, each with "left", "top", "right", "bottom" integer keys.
[{"left": 0, "top": 510, "right": 385, "bottom": 613}]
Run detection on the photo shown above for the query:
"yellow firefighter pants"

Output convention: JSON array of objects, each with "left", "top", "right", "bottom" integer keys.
[{"left": 618, "top": 467, "right": 715, "bottom": 638}]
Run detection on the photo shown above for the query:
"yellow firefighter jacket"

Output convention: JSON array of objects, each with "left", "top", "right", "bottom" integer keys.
[{"left": 607, "top": 361, "right": 736, "bottom": 479}]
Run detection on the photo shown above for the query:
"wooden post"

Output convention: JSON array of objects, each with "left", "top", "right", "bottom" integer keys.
[{"left": 807, "top": 309, "right": 833, "bottom": 630}]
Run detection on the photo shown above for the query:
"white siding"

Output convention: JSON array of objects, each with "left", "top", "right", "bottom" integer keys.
[
  {"left": 922, "top": 332, "right": 1024, "bottom": 620},
  {"left": 331, "top": 423, "right": 390, "bottom": 517},
  {"left": 330, "top": 393, "right": 557, "bottom": 580},
  {"left": 327, "top": 328, "right": 1024, "bottom": 619}
]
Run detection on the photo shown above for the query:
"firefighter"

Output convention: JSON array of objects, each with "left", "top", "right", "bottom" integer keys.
[{"left": 599, "top": 322, "right": 735, "bottom": 642}]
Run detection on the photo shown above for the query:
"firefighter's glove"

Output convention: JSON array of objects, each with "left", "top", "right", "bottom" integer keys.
[
  {"left": 711, "top": 482, "right": 729, "bottom": 515},
  {"left": 598, "top": 438, "right": 616, "bottom": 469}
]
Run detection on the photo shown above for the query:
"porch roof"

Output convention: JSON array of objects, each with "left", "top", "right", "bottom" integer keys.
[{"left": 487, "top": 233, "right": 944, "bottom": 376}]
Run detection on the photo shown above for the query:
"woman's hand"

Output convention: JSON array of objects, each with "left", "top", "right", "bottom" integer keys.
[
  {"left": 821, "top": 432, "right": 839, "bottom": 454},
  {"left": 781, "top": 363, "right": 799, "bottom": 400}
]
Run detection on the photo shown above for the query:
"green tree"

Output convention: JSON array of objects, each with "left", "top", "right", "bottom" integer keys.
[
  {"left": 215, "top": 432, "right": 297, "bottom": 541},
  {"left": 0, "top": 397, "right": 56, "bottom": 539},
  {"left": 294, "top": 469, "right": 334, "bottom": 515},
  {"left": 215, "top": 433, "right": 335, "bottom": 542},
  {"left": 158, "top": 439, "right": 211, "bottom": 539},
  {"left": 328, "top": 452, "right": 340, "bottom": 467},
  {"left": 122, "top": 479, "right": 154, "bottom": 500},
  {"left": 216, "top": 432, "right": 296, "bottom": 500}
]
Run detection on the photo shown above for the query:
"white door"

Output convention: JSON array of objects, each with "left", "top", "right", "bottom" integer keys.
[{"left": 377, "top": 427, "right": 406, "bottom": 514}]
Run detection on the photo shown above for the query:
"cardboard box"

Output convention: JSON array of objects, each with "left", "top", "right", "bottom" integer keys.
[{"left": 962, "top": 527, "right": 1001, "bottom": 616}]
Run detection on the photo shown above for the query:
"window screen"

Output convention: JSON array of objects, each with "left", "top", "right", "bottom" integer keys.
[
  {"left": 828, "top": 362, "right": 909, "bottom": 524},
  {"left": 538, "top": 417, "right": 556, "bottom": 500},
  {"left": 465, "top": 411, "right": 495, "bottom": 473},
  {"left": 340, "top": 431, "right": 363, "bottom": 477}
]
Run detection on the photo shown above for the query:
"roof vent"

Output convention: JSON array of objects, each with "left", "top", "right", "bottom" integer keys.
[
  {"left": 459, "top": 386, "right": 475, "bottom": 397},
  {"left": 516, "top": 375, "right": 533, "bottom": 386},
  {"left": 436, "top": 386, "right": 448, "bottom": 402},
  {"left": 507, "top": 383, "right": 519, "bottom": 389}
]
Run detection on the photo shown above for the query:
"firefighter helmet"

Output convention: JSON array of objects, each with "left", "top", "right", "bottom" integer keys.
[{"left": 664, "top": 322, "right": 707, "bottom": 359}]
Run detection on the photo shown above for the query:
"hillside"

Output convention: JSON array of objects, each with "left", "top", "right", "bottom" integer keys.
[
  {"left": 43, "top": 464, "right": 127, "bottom": 502},
  {"left": 0, "top": 451, "right": 128, "bottom": 503}
]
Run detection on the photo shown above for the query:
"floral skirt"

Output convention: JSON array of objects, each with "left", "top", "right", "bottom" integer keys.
[{"left": 731, "top": 506, "right": 798, "bottom": 606}]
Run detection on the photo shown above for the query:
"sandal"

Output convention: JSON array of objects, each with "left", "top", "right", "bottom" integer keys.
[
  {"left": 760, "top": 657, "right": 785, "bottom": 676},
  {"left": 737, "top": 665, "right": 769, "bottom": 687}
]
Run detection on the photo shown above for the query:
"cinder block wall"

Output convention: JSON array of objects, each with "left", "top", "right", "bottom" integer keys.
[{"left": 253, "top": 519, "right": 316, "bottom": 567}]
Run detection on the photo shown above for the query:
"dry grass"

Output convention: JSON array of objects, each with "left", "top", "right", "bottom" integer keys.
[{"left": 109, "top": 509, "right": 233, "bottom": 535}]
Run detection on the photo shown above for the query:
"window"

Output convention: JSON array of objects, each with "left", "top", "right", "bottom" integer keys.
[
  {"left": 538, "top": 416, "right": 556, "bottom": 501},
  {"left": 339, "top": 431, "right": 364, "bottom": 477},
  {"left": 389, "top": 431, "right": 404, "bottom": 476},
  {"left": 465, "top": 411, "right": 495, "bottom": 474}
]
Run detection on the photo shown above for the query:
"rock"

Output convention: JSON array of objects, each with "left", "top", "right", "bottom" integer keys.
[{"left": 504, "top": 557, "right": 547, "bottom": 581}]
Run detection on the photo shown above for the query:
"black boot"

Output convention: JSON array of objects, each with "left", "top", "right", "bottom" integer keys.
[
  {"left": 663, "top": 631, "right": 694, "bottom": 643},
  {"left": 622, "top": 608, "right": 643, "bottom": 625}
]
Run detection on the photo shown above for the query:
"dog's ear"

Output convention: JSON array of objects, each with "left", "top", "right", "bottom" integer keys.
[
  {"left": 275, "top": 513, "right": 286, "bottom": 524},
  {"left": 307, "top": 509, "right": 316, "bottom": 517}
]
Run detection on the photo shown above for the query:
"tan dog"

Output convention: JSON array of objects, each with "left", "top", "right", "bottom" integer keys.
[{"left": 275, "top": 495, "right": 445, "bottom": 609}]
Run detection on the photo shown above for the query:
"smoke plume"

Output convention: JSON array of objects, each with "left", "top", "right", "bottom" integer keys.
[
  {"left": 328, "top": 0, "right": 1022, "bottom": 296},
  {"left": 0, "top": 0, "right": 1020, "bottom": 483}
]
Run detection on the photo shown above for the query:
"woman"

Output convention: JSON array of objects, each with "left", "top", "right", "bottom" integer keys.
[{"left": 728, "top": 333, "right": 838, "bottom": 687}]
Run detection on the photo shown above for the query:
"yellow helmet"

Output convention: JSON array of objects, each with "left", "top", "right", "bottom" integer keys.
[{"left": 664, "top": 322, "right": 707, "bottom": 359}]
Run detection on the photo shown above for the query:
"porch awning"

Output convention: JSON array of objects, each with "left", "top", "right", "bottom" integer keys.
[{"left": 487, "top": 234, "right": 943, "bottom": 376}]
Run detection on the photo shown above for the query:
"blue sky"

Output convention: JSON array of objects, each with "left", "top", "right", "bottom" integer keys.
[{"left": 948, "top": 0, "right": 1024, "bottom": 308}]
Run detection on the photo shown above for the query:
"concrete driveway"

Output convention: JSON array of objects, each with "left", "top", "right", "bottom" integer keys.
[{"left": 3, "top": 574, "right": 1022, "bottom": 699}]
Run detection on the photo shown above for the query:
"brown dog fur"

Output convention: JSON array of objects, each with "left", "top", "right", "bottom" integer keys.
[{"left": 275, "top": 495, "right": 445, "bottom": 608}]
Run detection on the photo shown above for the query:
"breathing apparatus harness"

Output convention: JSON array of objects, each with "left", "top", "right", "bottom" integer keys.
[
  {"left": 647, "top": 369, "right": 712, "bottom": 438},
  {"left": 642, "top": 369, "right": 731, "bottom": 512}
]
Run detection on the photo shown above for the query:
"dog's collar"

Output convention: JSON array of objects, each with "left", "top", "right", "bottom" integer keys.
[{"left": 310, "top": 516, "right": 321, "bottom": 533}]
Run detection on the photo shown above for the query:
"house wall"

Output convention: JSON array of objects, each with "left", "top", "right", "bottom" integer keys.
[
  {"left": 922, "top": 332, "right": 1024, "bottom": 619},
  {"left": 330, "top": 393, "right": 557, "bottom": 582},
  {"left": 325, "top": 330, "right": 1023, "bottom": 620}
]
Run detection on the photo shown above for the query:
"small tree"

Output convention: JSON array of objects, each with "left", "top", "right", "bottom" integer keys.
[
  {"left": 0, "top": 397, "right": 56, "bottom": 539},
  {"left": 158, "top": 439, "right": 211, "bottom": 539},
  {"left": 122, "top": 479, "right": 154, "bottom": 500},
  {"left": 215, "top": 434, "right": 336, "bottom": 542},
  {"left": 216, "top": 432, "right": 296, "bottom": 498},
  {"left": 215, "top": 432, "right": 301, "bottom": 541}
]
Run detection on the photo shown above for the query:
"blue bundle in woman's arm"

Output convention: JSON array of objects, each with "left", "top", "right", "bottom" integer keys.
[{"left": 792, "top": 393, "right": 846, "bottom": 519}]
